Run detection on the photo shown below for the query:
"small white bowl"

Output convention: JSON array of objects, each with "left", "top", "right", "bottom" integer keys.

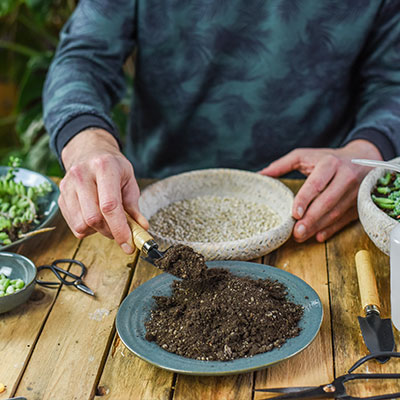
[
  {"left": 139, "top": 168, "right": 295, "bottom": 260},
  {"left": 357, "top": 157, "right": 400, "bottom": 255}
]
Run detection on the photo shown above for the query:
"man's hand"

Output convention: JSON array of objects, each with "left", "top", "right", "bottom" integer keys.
[
  {"left": 259, "top": 140, "right": 383, "bottom": 242},
  {"left": 59, "top": 128, "right": 148, "bottom": 254}
]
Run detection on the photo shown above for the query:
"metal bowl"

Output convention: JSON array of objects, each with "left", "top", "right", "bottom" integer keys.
[
  {"left": 0, "top": 166, "right": 59, "bottom": 252},
  {"left": 0, "top": 252, "right": 37, "bottom": 314},
  {"left": 357, "top": 157, "right": 400, "bottom": 255},
  {"left": 139, "top": 168, "right": 295, "bottom": 260}
]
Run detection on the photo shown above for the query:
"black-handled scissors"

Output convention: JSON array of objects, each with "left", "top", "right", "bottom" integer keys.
[
  {"left": 255, "top": 352, "right": 400, "bottom": 400},
  {"left": 36, "top": 258, "right": 95, "bottom": 296}
]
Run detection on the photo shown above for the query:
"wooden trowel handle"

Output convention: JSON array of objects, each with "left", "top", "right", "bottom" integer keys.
[
  {"left": 355, "top": 250, "right": 381, "bottom": 312},
  {"left": 126, "top": 214, "right": 154, "bottom": 251}
]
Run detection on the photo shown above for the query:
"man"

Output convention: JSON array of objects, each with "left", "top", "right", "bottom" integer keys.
[{"left": 43, "top": 1, "right": 400, "bottom": 254}]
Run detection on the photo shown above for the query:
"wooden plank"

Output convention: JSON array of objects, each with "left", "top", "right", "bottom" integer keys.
[
  {"left": 95, "top": 257, "right": 174, "bottom": 400},
  {"left": 254, "top": 237, "right": 333, "bottom": 398},
  {"left": 0, "top": 214, "right": 79, "bottom": 400},
  {"left": 14, "top": 232, "right": 134, "bottom": 400},
  {"left": 174, "top": 374, "right": 253, "bottom": 400},
  {"left": 327, "top": 221, "right": 400, "bottom": 397},
  {"left": 172, "top": 258, "right": 263, "bottom": 400}
]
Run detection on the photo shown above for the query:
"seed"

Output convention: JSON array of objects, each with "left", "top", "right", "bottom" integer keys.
[{"left": 149, "top": 196, "right": 281, "bottom": 242}]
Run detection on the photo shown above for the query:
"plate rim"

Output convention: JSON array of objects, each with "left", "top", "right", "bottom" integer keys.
[{"left": 116, "top": 261, "right": 323, "bottom": 375}]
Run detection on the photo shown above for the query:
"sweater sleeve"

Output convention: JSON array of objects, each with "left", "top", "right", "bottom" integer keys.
[
  {"left": 342, "top": 0, "right": 400, "bottom": 160},
  {"left": 43, "top": 0, "right": 136, "bottom": 163}
]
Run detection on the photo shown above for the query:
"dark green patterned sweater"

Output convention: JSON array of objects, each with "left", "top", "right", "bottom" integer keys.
[{"left": 43, "top": 0, "right": 400, "bottom": 178}]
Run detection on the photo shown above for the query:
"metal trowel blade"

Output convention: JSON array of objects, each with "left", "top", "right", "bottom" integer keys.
[{"left": 358, "top": 312, "right": 395, "bottom": 363}]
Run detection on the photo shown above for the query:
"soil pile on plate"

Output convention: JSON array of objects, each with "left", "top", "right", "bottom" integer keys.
[{"left": 146, "top": 246, "right": 304, "bottom": 361}]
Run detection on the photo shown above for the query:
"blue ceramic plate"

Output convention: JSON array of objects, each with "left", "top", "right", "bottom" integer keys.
[
  {"left": 116, "top": 261, "right": 323, "bottom": 375},
  {"left": 0, "top": 166, "right": 59, "bottom": 252}
]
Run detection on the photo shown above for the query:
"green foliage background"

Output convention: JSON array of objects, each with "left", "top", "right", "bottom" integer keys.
[{"left": 0, "top": 0, "right": 131, "bottom": 177}]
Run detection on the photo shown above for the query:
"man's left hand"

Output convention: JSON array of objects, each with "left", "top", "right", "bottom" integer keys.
[{"left": 259, "top": 140, "right": 383, "bottom": 242}]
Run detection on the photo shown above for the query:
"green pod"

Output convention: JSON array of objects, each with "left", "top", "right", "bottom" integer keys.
[
  {"left": 372, "top": 195, "right": 395, "bottom": 208},
  {"left": 19, "top": 183, "right": 26, "bottom": 196},
  {"left": 1, "top": 202, "right": 10, "bottom": 212},
  {"left": 23, "top": 210, "right": 34, "bottom": 222},
  {"left": 7, "top": 180, "right": 16, "bottom": 195},
  {"left": 9, "top": 205, "right": 17, "bottom": 219},
  {"left": 17, "top": 198, "right": 29, "bottom": 208},
  {"left": 0, "top": 232, "right": 9, "bottom": 240},
  {"left": 11, "top": 195, "right": 19, "bottom": 205},
  {"left": 377, "top": 186, "right": 392, "bottom": 195},
  {"left": 372, "top": 194, "right": 394, "bottom": 203},
  {"left": 13, "top": 279, "right": 25, "bottom": 289},
  {"left": 1, "top": 279, "right": 10, "bottom": 291},
  {"left": 15, "top": 183, "right": 22, "bottom": 196},
  {"left": 6, "top": 285, "right": 15, "bottom": 295},
  {"left": 27, "top": 187, "right": 34, "bottom": 199},
  {"left": 12, "top": 217, "right": 21, "bottom": 226},
  {"left": 378, "top": 172, "right": 392, "bottom": 186},
  {"left": 373, "top": 199, "right": 395, "bottom": 210}
]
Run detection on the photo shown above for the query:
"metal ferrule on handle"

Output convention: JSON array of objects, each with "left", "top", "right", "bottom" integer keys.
[{"left": 126, "top": 214, "right": 154, "bottom": 254}]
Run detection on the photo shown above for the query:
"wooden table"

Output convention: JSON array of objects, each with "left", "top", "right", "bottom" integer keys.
[{"left": 0, "top": 180, "right": 399, "bottom": 400}]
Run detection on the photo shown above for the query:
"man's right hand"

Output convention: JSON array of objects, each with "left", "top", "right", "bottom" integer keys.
[{"left": 59, "top": 128, "right": 149, "bottom": 254}]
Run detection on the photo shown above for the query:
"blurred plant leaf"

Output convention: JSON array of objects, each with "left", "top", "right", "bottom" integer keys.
[
  {"left": 25, "top": 0, "right": 53, "bottom": 19},
  {"left": 17, "top": 53, "right": 52, "bottom": 112},
  {"left": 19, "top": 114, "right": 43, "bottom": 153},
  {"left": 15, "top": 103, "right": 42, "bottom": 134},
  {"left": 25, "top": 132, "right": 52, "bottom": 173},
  {"left": 0, "top": 0, "right": 20, "bottom": 17}
]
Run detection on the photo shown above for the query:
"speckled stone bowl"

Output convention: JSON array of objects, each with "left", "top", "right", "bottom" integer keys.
[
  {"left": 358, "top": 157, "right": 400, "bottom": 255},
  {"left": 139, "top": 169, "right": 295, "bottom": 260}
]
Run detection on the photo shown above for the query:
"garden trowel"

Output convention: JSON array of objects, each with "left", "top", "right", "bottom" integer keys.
[{"left": 355, "top": 250, "right": 395, "bottom": 363}]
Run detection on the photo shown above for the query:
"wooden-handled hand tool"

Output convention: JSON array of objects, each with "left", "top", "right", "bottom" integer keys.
[{"left": 355, "top": 250, "right": 395, "bottom": 363}]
